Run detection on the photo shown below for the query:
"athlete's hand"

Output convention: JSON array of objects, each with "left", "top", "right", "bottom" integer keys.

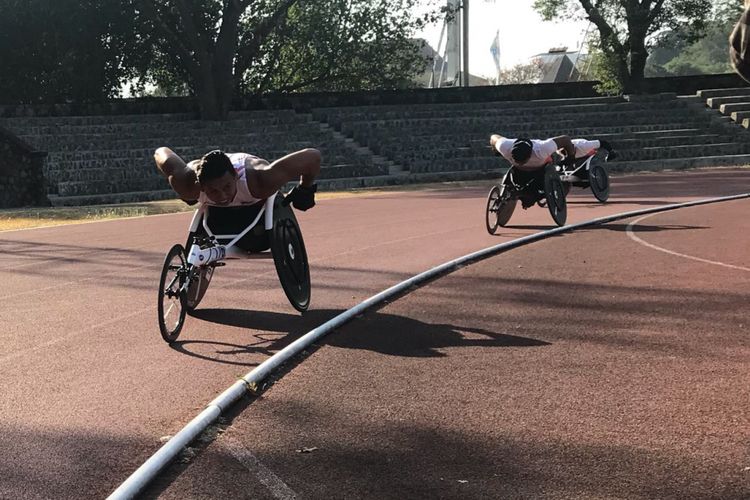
[
  {"left": 283, "top": 183, "right": 317, "bottom": 211},
  {"left": 562, "top": 155, "right": 576, "bottom": 168}
]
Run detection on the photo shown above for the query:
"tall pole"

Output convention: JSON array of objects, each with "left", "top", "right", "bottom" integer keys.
[{"left": 462, "top": 0, "right": 469, "bottom": 87}]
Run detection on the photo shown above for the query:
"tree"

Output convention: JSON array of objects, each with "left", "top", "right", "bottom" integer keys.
[
  {"left": 533, "top": 0, "right": 712, "bottom": 93},
  {"left": 646, "top": 0, "right": 744, "bottom": 77},
  {"left": 0, "top": 0, "right": 140, "bottom": 104},
  {"left": 498, "top": 60, "right": 545, "bottom": 85},
  {"left": 133, "top": 0, "right": 439, "bottom": 119}
]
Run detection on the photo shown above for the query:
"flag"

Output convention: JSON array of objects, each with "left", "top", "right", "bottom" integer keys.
[{"left": 490, "top": 30, "right": 501, "bottom": 71}]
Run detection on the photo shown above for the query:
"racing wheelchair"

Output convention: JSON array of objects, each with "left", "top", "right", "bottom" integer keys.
[
  {"left": 485, "top": 163, "right": 567, "bottom": 234},
  {"left": 157, "top": 191, "right": 310, "bottom": 343},
  {"left": 556, "top": 150, "right": 610, "bottom": 203}
]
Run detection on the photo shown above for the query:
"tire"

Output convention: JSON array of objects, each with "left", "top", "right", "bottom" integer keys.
[
  {"left": 562, "top": 181, "right": 571, "bottom": 196},
  {"left": 589, "top": 164, "right": 610, "bottom": 202},
  {"left": 485, "top": 186, "right": 500, "bottom": 234},
  {"left": 158, "top": 244, "right": 188, "bottom": 343},
  {"left": 183, "top": 233, "right": 214, "bottom": 312},
  {"left": 270, "top": 199, "right": 311, "bottom": 312},
  {"left": 544, "top": 171, "right": 567, "bottom": 227},
  {"left": 185, "top": 265, "right": 214, "bottom": 312}
]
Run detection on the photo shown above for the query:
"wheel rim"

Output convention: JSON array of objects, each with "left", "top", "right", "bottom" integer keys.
[
  {"left": 272, "top": 216, "right": 310, "bottom": 311},
  {"left": 158, "top": 245, "right": 187, "bottom": 342},
  {"left": 485, "top": 186, "right": 500, "bottom": 234},
  {"left": 590, "top": 165, "right": 610, "bottom": 202},
  {"left": 546, "top": 177, "right": 567, "bottom": 226}
]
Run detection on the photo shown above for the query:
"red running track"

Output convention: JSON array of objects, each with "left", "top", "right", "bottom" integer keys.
[{"left": 0, "top": 168, "right": 748, "bottom": 499}]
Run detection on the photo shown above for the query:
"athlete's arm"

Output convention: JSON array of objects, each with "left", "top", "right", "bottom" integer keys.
[
  {"left": 246, "top": 148, "right": 322, "bottom": 199},
  {"left": 551, "top": 135, "right": 576, "bottom": 159},
  {"left": 154, "top": 147, "right": 201, "bottom": 201},
  {"left": 490, "top": 134, "right": 506, "bottom": 153}
]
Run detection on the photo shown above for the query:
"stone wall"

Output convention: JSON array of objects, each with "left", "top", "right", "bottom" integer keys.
[
  {"left": 0, "top": 73, "right": 745, "bottom": 118},
  {"left": 0, "top": 126, "right": 49, "bottom": 207}
]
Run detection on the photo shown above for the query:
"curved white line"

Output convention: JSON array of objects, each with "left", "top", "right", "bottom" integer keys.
[{"left": 626, "top": 212, "right": 750, "bottom": 272}]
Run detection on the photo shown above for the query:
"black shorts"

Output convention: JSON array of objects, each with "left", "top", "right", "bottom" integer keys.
[{"left": 203, "top": 203, "right": 270, "bottom": 252}]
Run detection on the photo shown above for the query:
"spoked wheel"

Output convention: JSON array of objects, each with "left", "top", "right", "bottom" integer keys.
[
  {"left": 158, "top": 244, "right": 188, "bottom": 343},
  {"left": 485, "top": 186, "right": 500, "bottom": 234},
  {"left": 544, "top": 172, "right": 568, "bottom": 226},
  {"left": 589, "top": 164, "right": 610, "bottom": 202},
  {"left": 485, "top": 185, "right": 516, "bottom": 234},
  {"left": 271, "top": 203, "right": 311, "bottom": 313}
]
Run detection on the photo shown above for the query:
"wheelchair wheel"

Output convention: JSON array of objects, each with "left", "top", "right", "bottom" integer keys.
[
  {"left": 270, "top": 202, "right": 311, "bottom": 313},
  {"left": 185, "top": 265, "right": 214, "bottom": 312},
  {"left": 544, "top": 172, "right": 567, "bottom": 227},
  {"left": 589, "top": 164, "right": 610, "bottom": 203},
  {"left": 158, "top": 244, "right": 188, "bottom": 343},
  {"left": 485, "top": 185, "right": 516, "bottom": 234}
]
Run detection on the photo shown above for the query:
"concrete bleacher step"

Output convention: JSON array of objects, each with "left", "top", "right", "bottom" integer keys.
[
  {"left": 705, "top": 95, "right": 750, "bottom": 109},
  {"left": 607, "top": 154, "right": 750, "bottom": 172},
  {"left": 719, "top": 102, "right": 750, "bottom": 115},
  {"left": 697, "top": 87, "right": 750, "bottom": 99}
]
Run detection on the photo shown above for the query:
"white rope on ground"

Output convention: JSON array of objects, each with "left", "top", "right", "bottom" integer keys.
[{"left": 108, "top": 192, "right": 750, "bottom": 500}]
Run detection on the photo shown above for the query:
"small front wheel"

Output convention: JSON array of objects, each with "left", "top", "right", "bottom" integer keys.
[
  {"left": 485, "top": 186, "right": 501, "bottom": 234},
  {"left": 158, "top": 244, "right": 188, "bottom": 343}
]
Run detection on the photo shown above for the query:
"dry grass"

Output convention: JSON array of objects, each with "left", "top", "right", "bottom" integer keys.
[{"left": 0, "top": 181, "right": 490, "bottom": 232}]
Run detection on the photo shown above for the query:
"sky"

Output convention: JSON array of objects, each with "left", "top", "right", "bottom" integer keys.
[{"left": 416, "top": 0, "right": 592, "bottom": 79}]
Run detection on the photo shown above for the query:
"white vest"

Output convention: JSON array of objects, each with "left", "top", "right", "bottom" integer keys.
[{"left": 198, "top": 153, "right": 264, "bottom": 206}]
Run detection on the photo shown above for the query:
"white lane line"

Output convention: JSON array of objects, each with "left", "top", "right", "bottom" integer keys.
[
  {"left": 220, "top": 435, "right": 298, "bottom": 500},
  {"left": 626, "top": 212, "right": 750, "bottom": 272}
]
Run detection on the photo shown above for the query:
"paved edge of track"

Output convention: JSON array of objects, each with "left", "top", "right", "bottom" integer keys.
[{"left": 107, "top": 192, "right": 750, "bottom": 500}]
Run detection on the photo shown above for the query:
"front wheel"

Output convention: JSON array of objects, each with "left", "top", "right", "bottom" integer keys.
[
  {"left": 158, "top": 244, "right": 188, "bottom": 343},
  {"left": 544, "top": 172, "right": 567, "bottom": 227},
  {"left": 589, "top": 164, "right": 610, "bottom": 202}
]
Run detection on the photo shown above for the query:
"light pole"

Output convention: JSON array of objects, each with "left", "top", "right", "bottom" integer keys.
[{"left": 462, "top": 0, "right": 469, "bottom": 87}]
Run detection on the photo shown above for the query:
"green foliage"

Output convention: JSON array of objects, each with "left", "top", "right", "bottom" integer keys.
[
  {"left": 239, "top": 0, "right": 433, "bottom": 93},
  {"left": 0, "top": 0, "right": 140, "bottom": 104},
  {"left": 532, "top": 0, "right": 713, "bottom": 92},
  {"left": 646, "top": 0, "right": 744, "bottom": 77}
]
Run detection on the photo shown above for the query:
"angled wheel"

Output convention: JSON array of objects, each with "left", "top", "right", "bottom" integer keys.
[
  {"left": 544, "top": 171, "right": 567, "bottom": 227},
  {"left": 185, "top": 265, "right": 214, "bottom": 312},
  {"left": 158, "top": 244, "right": 188, "bottom": 343},
  {"left": 183, "top": 232, "right": 215, "bottom": 312},
  {"left": 270, "top": 201, "right": 310, "bottom": 312},
  {"left": 485, "top": 186, "right": 501, "bottom": 234},
  {"left": 589, "top": 164, "right": 610, "bottom": 202}
]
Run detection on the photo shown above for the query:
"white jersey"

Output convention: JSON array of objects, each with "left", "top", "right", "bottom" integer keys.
[
  {"left": 198, "top": 153, "right": 264, "bottom": 206},
  {"left": 495, "top": 138, "right": 558, "bottom": 170},
  {"left": 571, "top": 139, "right": 601, "bottom": 158}
]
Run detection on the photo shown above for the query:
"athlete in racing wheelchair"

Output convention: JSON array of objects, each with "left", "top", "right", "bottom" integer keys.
[
  {"left": 154, "top": 147, "right": 321, "bottom": 342},
  {"left": 485, "top": 134, "right": 573, "bottom": 232}
]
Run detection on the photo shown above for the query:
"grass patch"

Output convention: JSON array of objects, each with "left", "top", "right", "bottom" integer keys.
[{"left": 0, "top": 181, "right": 494, "bottom": 232}]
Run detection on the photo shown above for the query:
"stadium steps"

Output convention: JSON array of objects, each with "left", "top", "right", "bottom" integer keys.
[{"left": 6, "top": 89, "right": 750, "bottom": 206}]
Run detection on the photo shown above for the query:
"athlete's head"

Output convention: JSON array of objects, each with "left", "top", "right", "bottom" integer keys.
[
  {"left": 197, "top": 150, "right": 237, "bottom": 205},
  {"left": 511, "top": 138, "right": 533, "bottom": 165}
]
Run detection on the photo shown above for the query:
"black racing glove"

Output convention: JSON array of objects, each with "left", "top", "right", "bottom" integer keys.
[{"left": 283, "top": 183, "right": 317, "bottom": 211}]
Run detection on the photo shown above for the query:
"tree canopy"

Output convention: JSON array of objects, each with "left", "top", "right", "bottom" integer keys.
[
  {"left": 533, "top": 0, "right": 713, "bottom": 92},
  {"left": 127, "top": 0, "right": 439, "bottom": 118},
  {"left": 0, "top": 0, "right": 139, "bottom": 104},
  {"left": 0, "top": 0, "right": 439, "bottom": 118}
]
